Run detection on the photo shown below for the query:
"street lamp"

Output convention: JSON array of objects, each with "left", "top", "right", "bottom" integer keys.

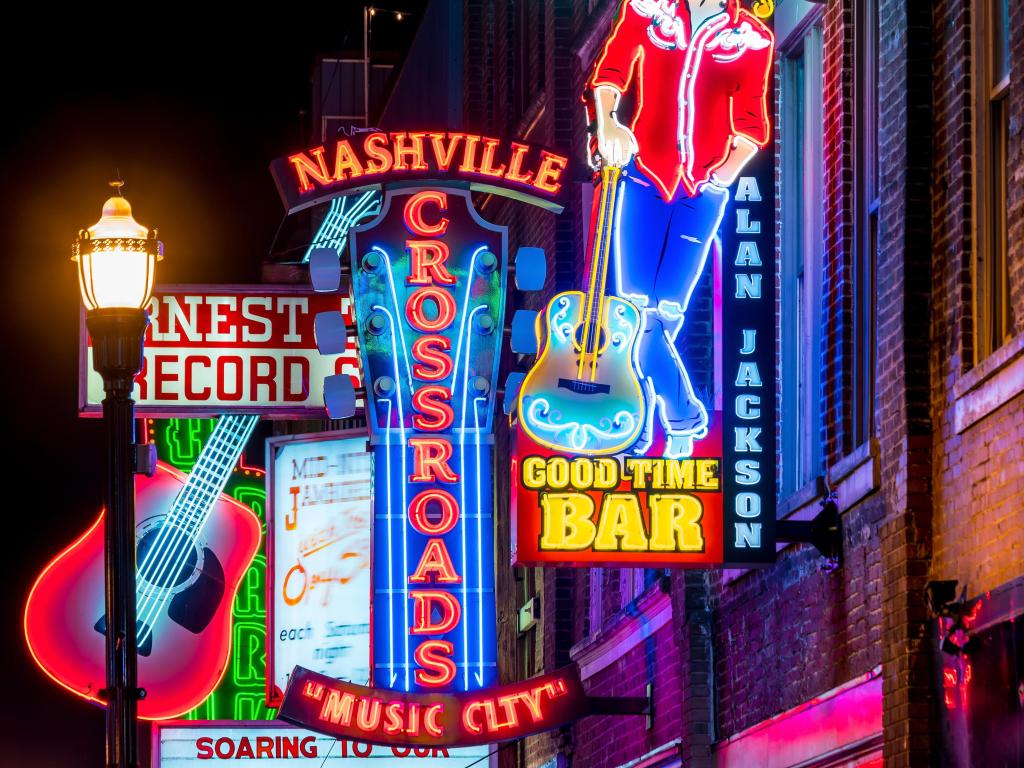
[{"left": 73, "top": 182, "right": 161, "bottom": 768}]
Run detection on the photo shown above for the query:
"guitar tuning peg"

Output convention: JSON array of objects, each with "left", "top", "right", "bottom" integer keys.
[
  {"left": 323, "top": 374, "right": 356, "bottom": 419},
  {"left": 514, "top": 246, "right": 546, "bottom": 291},
  {"left": 510, "top": 310, "right": 539, "bottom": 355},
  {"left": 502, "top": 372, "right": 526, "bottom": 415},
  {"left": 309, "top": 248, "right": 341, "bottom": 293},
  {"left": 314, "top": 311, "right": 347, "bottom": 355}
]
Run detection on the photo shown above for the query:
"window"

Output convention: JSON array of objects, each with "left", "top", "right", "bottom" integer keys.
[
  {"left": 973, "top": 0, "right": 1014, "bottom": 362},
  {"left": 780, "top": 22, "right": 825, "bottom": 497},
  {"left": 853, "top": 0, "right": 879, "bottom": 445}
]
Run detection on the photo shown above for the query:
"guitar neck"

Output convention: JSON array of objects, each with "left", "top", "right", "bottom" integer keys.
[
  {"left": 580, "top": 165, "right": 621, "bottom": 366},
  {"left": 167, "top": 414, "right": 259, "bottom": 532}
]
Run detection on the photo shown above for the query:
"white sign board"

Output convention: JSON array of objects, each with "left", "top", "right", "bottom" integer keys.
[
  {"left": 267, "top": 432, "right": 373, "bottom": 703},
  {"left": 154, "top": 723, "right": 490, "bottom": 766}
]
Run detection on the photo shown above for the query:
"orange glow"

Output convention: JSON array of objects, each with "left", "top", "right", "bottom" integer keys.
[
  {"left": 403, "top": 190, "right": 450, "bottom": 237},
  {"left": 423, "top": 703, "right": 445, "bottom": 736},
  {"left": 414, "top": 641, "right": 457, "bottom": 688},
  {"left": 458, "top": 135, "right": 481, "bottom": 173},
  {"left": 332, "top": 139, "right": 365, "bottom": 180},
  {"left": 363, "top": 133, "right": 394, "bottom": 174},
  {"left": 392, "top": 132, "right": 429, "bottom": 171},
  {"left": 406, "top": 241, "right": 456, "bottom": 286},
  {"left": 412, "top": 385, "right": 454, "bottom": 431},
  {"left": 288, "top": 146, "right": 332, "bottom": 192},
  {"left": 410, "top": 538, "right": 461, "bottom": 584},
  {"left": 409, "top": 437, "right": 459, "bottom": 484},
  {"left": 406, "top": 287, "right": 457, "bottom": 333},
  {"left": 411, "top": 335, "right": 454, "bottom": 381},
  {"left": 408, "top": 488, "right": 459, "bottom": 535},
  {"left": 505, "top": 142, "right": 535, "bottom": 185},
  {"left": 477, "top": 138, "right": 508, "bottom": 178},
  {"left": 534, "top": 151, "right": 568, "bottom": 194},
  {"left": 427, "top": 132, "right": 464, "bottom": 171},
  {"left": 410, "top": 590, "right": 461, "bottom": 635}
]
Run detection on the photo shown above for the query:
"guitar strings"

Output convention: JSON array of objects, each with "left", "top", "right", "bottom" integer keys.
[{"left": 134, "top": 415, "right": 258, "bottom": 645}]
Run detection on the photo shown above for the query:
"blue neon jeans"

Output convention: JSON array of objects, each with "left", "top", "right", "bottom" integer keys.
[{"left": 612, "top": 161, "right": 729, "bottom": 438}]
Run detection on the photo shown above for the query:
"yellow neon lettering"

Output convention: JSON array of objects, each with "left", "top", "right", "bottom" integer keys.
[
  {"left": 593, "top": 493, "right": 648, "bottom": 551},
  {"left": 649, "top": 494, "right": 704, "bottom": 551},
  {"left": 539, "top": 493, "right": 596, "bottom": 550}
]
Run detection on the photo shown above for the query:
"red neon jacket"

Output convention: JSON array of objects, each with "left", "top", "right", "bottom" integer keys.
[{"left": 590, "top": 0, "right": 774, "bottom": 201}]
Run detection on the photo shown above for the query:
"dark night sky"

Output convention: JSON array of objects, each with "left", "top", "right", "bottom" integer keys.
[{"left": 0, "top": 8, "right": 423, "bottom": 765}]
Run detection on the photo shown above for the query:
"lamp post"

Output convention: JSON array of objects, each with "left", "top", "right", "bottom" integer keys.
[{"left": 73, "top": 183, "right": 161, "bottom": 768}]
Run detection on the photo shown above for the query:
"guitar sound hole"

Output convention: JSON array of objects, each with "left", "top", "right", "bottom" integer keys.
[
  {"left": 137, "top": 525, "right": 199, "bottom": 591},
  {"left": 573, "top": 324, "right": 608, "bottom": 355}
]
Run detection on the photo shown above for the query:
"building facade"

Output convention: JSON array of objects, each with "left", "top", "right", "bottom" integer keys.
[{"left": 445, "top": 1, "right": 1024, "bottom": 766}]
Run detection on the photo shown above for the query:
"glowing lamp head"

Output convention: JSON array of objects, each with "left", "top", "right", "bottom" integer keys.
[{"left": 73, "top": 189, "right": 163, "bottom": 311}]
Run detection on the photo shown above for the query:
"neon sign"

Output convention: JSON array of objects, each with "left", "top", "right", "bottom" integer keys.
[
  {"left": 265, "top": 431, "right": 373, "bottom": 704},
  {"left": 80, "top": 286, "right": 361, "bottom": 418},
  {"left": 512, "top": 0, "right": 777, "bottom": 567},
  {"left": 278, "top": 666, "right": 589, "bottom": 748},
  {"left": 270, "top": 131, "right": 569, "bottom": 214},
  {"left": 343, "top": 188, "right": 504, "bottom": 693}
]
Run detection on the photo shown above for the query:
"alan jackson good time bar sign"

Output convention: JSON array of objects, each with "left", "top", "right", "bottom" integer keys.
[
  {"left": 79, "top": 285, "right": 360, "bottom": 417},
  {"left": 512, "top": 0, "right": 778, "bottom": 568}
]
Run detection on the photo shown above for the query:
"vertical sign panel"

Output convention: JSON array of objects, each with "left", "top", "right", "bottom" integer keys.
[
  {"left": 349, "top": 187, "right": 505, "bottom": 693},
  {"left": 267, "top": 432, "right": 372, "bottom": 703},
  {"left": 513, "top": 1, "right": 777, "bottom": 567}
]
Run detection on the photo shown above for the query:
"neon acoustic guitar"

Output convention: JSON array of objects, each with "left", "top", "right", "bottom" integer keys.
[
  {"left": 24, "top": 414, "right": 261, "bottom": 720},
  {"left": 518, "top": 165, "right": 645, "bottom": 455}
]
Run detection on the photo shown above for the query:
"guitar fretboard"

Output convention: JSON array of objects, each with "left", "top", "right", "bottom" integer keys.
[{"left": 579, "top": 165, "right": 621, "bottom": 376}]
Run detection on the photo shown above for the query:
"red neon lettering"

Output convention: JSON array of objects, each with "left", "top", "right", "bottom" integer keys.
[
  {"left": 155, "top": 354, "right": 178, "bottom": 400},
  {"left": 459, "top": 134, "right": 481, "bottom": 173},
  {"left": 414, "top": 640, "right": 457, "bottom": 688},
  {"left": 408, "top": 488, "right": 459, "bottom": 535},
  {"left": 406, "top": 287, "right": 457, "bottom": 332},
  {"left": 404, "top": 190, "right": 449, "bottom": 236},
  {"left": 410, "top": 538, "right": 461, "bottom": 584},
  {"left": 505, "top": 142, "right": 535, "bottom": 185},
  {"left": 412, "top": 335, "right": 453, "bottom": 380},
  {"left": 333, "top": 139, "right": 365, "bottom": 181},
  {"left": 392, "top": 132, "right": 429, "bottom": 170},
  {"left": 534, "top": 150, "right": 568, "bottom": 194},
  {"left": 355, "top": 698, "right": 383, "bottom": 731},
  {"left": 184, "top": 355, "right": 211, "bottom": 400},
  {"left": 300, "top": 738, "right": 316, "bottom": 758},
  {"left": 410, "top": 590, "right": 461, "bottom": 634},
  {"left": 289, "top": 146, "right": 332, "bottom": 192},
  {"left": 407, "top": 704, "right": 421, "bottom": 737},
  {"left": 424, "top": 703, "right": 445, "bottom": 736},
  {"left": 382, "top": 701, "right": 405, "bottom": 735},
  {"left": 216, "top": 357, "right": 243, "bottom": 401},
  {"left": 363, "top": 133, "right": 394, "bottom": 174},
  {"left": 428, "top": 132, "right": 464, "bottom": 171},
  {"left": 235, "top": 739, "right": 255, "bottom": 759},
  {"left": 477, "top": 137, "right": 508, "bottom": 177},
  {"left": 462, "top": 701, "right": 485, "bottom": 735},
  {"left": 407, "top": 241, "right": 456, "bottom": 285},
  {"left": 412, "top": 385, "right": 454, "bottom": 431},
  {"left": 409, "top": 437, "right": 459, "bottom": 483}
]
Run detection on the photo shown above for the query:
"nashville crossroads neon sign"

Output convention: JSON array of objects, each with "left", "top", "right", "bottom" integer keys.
[
  {"left": 278, "top": 666, "right": 589, "bottom": 747},
  {"left": 345, "top": 187, "right": 505, "bottom": 693}
]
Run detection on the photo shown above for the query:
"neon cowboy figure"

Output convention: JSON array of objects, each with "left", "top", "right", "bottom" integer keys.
[{"left": 590, "top": 0, "right": 773, "bottom": 457}]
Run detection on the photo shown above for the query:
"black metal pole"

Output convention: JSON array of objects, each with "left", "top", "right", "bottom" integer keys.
[{"left": 88, "top": 308, "right": 147, "bottom": 768}]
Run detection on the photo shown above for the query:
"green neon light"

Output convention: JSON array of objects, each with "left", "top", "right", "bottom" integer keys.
[{"left": 150, "top": 417, "right": 275, "bottom": 721}]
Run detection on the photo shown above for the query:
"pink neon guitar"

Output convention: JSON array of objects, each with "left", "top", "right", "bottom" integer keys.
[{"left": 24, "top": 416, "right": 261, "bottom": 720}]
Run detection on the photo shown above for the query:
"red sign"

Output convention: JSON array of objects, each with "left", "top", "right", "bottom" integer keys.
[
  {"left": 277, "top": 665, "right": 590, "bottom": 747},
  {"left": 270, "top": 131, "right": 569, "bottom": 214},
  {"left": 79, "top": 285, "right": 361, "bottom": 418}
]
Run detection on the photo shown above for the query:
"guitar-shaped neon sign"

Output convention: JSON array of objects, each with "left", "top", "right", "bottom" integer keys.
[
  {"left": 518, "top": 165, "right": 646, "bottom": 455},
  {"left": 24, "top": 414, "right": 261, "bottom": 720}
]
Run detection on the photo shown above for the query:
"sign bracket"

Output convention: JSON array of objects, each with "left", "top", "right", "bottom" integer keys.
[{"left": 775, "top": 495, "right": 842, "bottom": 564}]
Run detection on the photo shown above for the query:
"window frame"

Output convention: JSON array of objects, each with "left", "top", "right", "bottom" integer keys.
[
  {"left": 971, "top": 0, "right": 1013, "bottom": 365},
  {"left": 779, "top": 20, "right": 825, "bottom": 499}
]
